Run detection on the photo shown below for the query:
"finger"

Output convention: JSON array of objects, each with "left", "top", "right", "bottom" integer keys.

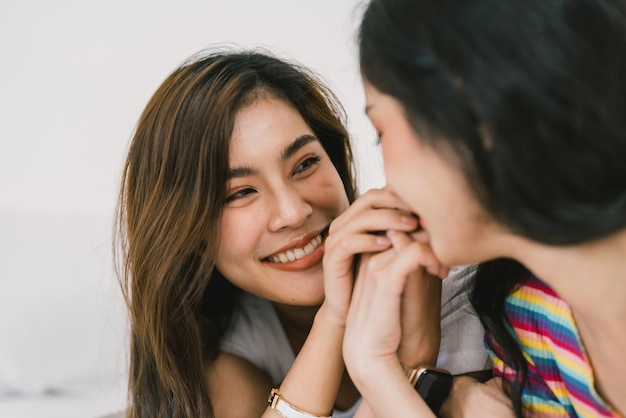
[
  {"left": 329, "top": 207, "right": 418, "bottom": 237},
  {"left": 324, "top": 232, "right": 392, "bottom": 265},
  {"left": 386, "top": 231, "right": 445, "bottom": 284},
  {"left": 350, "top": 249, "right": 399, "bottom": 325},
  {"left": 345, "top": 254, "right": 373, "bottom": 337},
  {"left": 386, "top": 229, "right": 412, "bottom": 251},
  {"left": 350, "top": 249, "right": 406, "bottom": 336},
  {"left": 410, "top": 228, "right": 430, "bottom": 244},
  {"left": 329, "top": 188, "right": 417, "bottom": 232},
  {"left": 388, "top": 231, "right": 449, "bottom": 279},
  {"left": 385, "top": 241, "right": 436, "bottom": 285},
  {"left": 360, "top": 187, "right": 416, "bottom": 212}
]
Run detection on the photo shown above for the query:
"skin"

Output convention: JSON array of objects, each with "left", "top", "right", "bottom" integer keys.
[
  {"left": 207, "top": 93, "right": 439, "bottom": 417},
  {"left": 339, "top": 79, "right": 517, "bottom": 418},
  {"left": 325, "top": 188, "right": 445, "bottom": 365},
  {"left": 209, "top": 94, "right": 353, "bottom": 417},
  {"left": 215, "top": 94, "right": 350, "bottom": 306},
  {"left": 326, "top": 188, "right": 447, "bottom": 418},
  {"left": 345, "top": 78, "right": 626, "bottom": 416},
  {"left": 362, "top": 80, "right": 508, "bottom": 268},
  {"left": 343, "top": 230, "right": 447, "bottom": 417}
]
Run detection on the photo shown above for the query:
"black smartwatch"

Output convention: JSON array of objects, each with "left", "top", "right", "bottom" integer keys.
[{"left": 403, "top": 365, "right": 453, "bottom": 415}]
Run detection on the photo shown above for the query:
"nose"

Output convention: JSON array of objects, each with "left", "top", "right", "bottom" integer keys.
[{"left": 267, "top": 185, "right": 313, "bottom": 232}]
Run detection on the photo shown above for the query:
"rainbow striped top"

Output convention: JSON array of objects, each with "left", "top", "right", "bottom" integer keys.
[{"left": 485, "top": 276, "right": 619, "bottom": 417}]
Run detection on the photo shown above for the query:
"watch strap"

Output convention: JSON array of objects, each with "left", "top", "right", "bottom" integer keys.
[
  {"left": 401, "top": 364, "right": 453, "bottom": 415},
  {"left": 400, "top": 362, "right": 420, "bottom": 385},
  {"left": 268, "top": 388, "right": 332, "bottom": 418}
]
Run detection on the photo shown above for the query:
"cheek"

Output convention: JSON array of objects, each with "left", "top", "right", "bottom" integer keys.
[
  {"left": 381, "top": 142, "right": 424, "bottom": 209},
  {"left": 427, "top": 183, "right": 494, "bottom": 264},
  {"left": 313, "top": 169, "right": 350, "bottom": 213},
  {"left": 216, "top": 211, "right": 263, "bottom": 265},
  {"left": 299, "top": 159, "right": 350, "bottom": 214}
]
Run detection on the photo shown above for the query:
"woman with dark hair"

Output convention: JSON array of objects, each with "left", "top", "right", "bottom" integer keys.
[
  {"left": 344, "top": 0, "right": 626, "bottom": 417},
  {"left": 116, "top": 48, "right": 488, "bottom": 417}
]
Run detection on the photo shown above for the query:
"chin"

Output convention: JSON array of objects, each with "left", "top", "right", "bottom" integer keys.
[
  {"left": 297, "top": 292, "right": 325, "bottom": 307},
  {"left": 436, "top": 242, "right": 486, "bottom": 268},
  {"left": 271, "top": 286, "right": 324, "bottom": 307},
  {"left": 299, "top": 289, "right": 326, "bottom": 307},
  {"left": 431, "top": 240, "right": 464, "bottom": 267}
]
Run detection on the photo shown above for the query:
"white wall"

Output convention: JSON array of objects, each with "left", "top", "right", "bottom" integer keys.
[{"left": 0, "top": 1, "right": 383, "bottom": 417}]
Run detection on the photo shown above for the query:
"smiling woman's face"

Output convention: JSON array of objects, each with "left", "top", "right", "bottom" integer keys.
[
  {"left": 214, "top": 94, "right": 350, "bottom": 306},
  {"left": 362, "top": 80, "right": 505, "bottom": 266}
]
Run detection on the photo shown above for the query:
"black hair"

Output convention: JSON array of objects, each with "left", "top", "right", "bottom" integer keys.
[{"left": 359, "top": 0, "right": 626, "bottom": 415}]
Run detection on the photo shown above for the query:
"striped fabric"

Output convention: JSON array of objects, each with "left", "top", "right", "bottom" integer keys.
[{"left": 485, "top": 276, "right": 618, "bottom": 417}]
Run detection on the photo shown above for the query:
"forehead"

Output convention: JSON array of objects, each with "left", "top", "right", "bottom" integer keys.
[
  {"left": 362, "top": 77, "right": 382, "bottom": 104},
  {"left": 229, "top": 95, "right": 314, "bottom": 163},
  {"left": 362, "top": 82, "right": 400, "bottom": 123}
]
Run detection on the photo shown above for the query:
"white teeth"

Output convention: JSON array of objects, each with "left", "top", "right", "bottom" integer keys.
[{"left": 268, "top": 234, "right": 323, "bottom": 263}]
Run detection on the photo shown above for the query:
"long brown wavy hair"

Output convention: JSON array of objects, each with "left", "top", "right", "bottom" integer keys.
[{"left": 115, "top": 49, "right": 356, "bottom": 417}]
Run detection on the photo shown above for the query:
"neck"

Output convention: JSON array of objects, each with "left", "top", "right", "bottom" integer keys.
[
  {"left": 272, "top": 302, "right": 319, "bottom": 332},
  {"left": 272, "top": 302, "right": 320, "bottom": 357}
]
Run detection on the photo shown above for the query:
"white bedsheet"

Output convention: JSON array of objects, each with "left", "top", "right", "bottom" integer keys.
[{"left": 0, "top": 374, "right": 126, "bottom": 418}]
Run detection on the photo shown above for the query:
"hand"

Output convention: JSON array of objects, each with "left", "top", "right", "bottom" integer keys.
[
  {"left": 388, "top": 230, "right": 443, "bottom": 368},
  {"left": 343, "top": 232, "right": 445, "bottom": 384},
  {"left": 439, "top": 377, "right": 515, "bottom": 418},
  {"left": 322, "top": 188, "right": 419, "bottom": 326}
]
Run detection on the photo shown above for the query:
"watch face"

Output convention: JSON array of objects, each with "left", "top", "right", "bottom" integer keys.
[{"left": 414, "top": 368, "right": 453, "bottom": 413}]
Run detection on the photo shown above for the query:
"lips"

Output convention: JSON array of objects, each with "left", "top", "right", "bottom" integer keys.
[
  {"left": 266, "top": 234, "right": 323, "bottom": 263},
  {"left": 261, "top": 228, "right": 328, "bottom": 271}
]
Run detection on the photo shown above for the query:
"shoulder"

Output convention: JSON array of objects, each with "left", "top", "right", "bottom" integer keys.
[
  {"left": 505, "top": 276, "right": 577, "bottom": 339},
  {"left": 207, "top": 351, "right": 272, "bottom": 417},
  {"left": 221, "top": 292, "right": 285, "bottom": 351},
  {"left": 220, "top": 291, "right": 295, "bottom": 384}
]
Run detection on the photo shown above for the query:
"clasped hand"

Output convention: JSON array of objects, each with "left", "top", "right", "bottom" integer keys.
[{"left": 323, "top": 187, "right": 448, "bottom": 379}]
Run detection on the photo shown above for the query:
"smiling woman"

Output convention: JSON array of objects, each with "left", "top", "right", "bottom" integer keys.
[
  {"left": 116, "top": 49, "right": 358, "bottom": 418},
  {"left": 115, "top": 48, "right": 489, "bottom": 418},
  {"left": 215, "top": 95, "right": 349, "bottom": 305}
]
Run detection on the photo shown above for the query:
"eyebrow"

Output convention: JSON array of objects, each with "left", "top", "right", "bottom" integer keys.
[
  {"left": 281, "top": 134, "right": 317, "bottom": 161},
  {"left": 227, "top": 165, "right": 256, "bottom": 179},
  {"left": 227, "top": 134, "right": 318, "bottom": 180}
]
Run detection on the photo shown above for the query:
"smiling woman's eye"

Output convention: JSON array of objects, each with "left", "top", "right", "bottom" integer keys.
[
  {"left": 224, "top": 188, "right": 256, "bottom": 204},
  {"left": 375, "top": 132, "right": 382, "bottom": 145},
  {"left": 293, "top": 155, "right": 321, "bottom": 176}
]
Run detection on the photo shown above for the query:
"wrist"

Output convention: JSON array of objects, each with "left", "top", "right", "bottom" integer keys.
[
  {"left": 268, "top": 388, "right": 332, "bottom": 418},
  {"left": 397, "top": 338, "right": 440, "bottom": 369},
  {"left": 348, "top": 354, "right": 403, "bottom": 388},
  {"left": 401, "top": 364, "right": 453, "bottom": 415},
  {"left": 349, "top": 357, "right": 437, "bottom": 417},
  {"left": 316, "top": 301, "right": 347, "bottom": 330}
]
